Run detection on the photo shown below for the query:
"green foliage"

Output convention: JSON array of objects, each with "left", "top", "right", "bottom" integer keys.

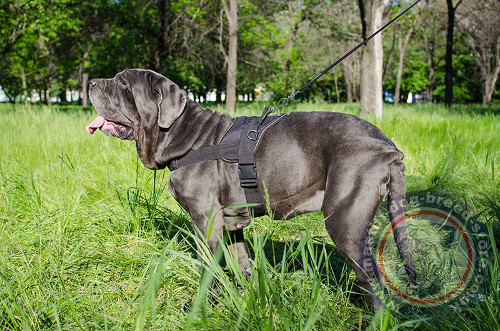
[{"left": 0, "top": 0, "right": 497, "bottom": 104}]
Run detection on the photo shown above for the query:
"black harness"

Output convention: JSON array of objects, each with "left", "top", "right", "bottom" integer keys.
[{"left": 167, "top": 113, "right": 286, "bottom": 217}]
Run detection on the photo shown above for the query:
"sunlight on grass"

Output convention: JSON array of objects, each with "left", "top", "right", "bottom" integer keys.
[{"left": 0, "top": 103, "right": 498, "bottom": 330}]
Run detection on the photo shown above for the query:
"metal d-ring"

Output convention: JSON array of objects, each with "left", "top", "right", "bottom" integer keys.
[{"left": 247, "top": 130, "right": 258, "bottom": 141}]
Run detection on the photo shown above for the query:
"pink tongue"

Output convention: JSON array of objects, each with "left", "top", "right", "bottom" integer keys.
[{"left": 86, "top": 116, "right": 105, "bottom": 134}]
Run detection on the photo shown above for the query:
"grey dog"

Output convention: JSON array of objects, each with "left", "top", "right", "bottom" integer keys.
[{"left": 87, "top": 68, "right": 416, "bottom": 307}]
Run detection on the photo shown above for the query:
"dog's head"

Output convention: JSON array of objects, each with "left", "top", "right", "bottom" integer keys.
[{"left": 87, "top": 69, "right": 187, "bottom": 169}]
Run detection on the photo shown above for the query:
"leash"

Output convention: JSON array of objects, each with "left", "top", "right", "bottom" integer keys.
[{"left": 259, "top": 0, "right": 423, "bottom": 124}]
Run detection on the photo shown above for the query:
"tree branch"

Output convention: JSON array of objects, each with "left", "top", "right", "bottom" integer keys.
[{"left": 219, "top": 9, "right": 228, "bottom": 62}]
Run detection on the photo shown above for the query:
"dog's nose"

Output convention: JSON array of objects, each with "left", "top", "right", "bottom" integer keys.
[{"left": 89, "top": 79, "right": 98, "bottom": 89}]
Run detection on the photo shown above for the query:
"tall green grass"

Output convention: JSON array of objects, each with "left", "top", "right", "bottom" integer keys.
[{"left": 0, "top": 103, "right": 498, "bottom": 330}]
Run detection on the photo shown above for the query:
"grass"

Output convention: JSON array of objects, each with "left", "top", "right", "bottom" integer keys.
[{"left": 0, "top": 102, "right": 499, "bottom": 330}]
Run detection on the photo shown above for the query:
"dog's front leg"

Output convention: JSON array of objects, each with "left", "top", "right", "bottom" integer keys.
[
  {"left": 190, "top": 208, "right": 226, "bottom": 301},
  {"left": 192, "top": 213, "right": 252, "bottom": 295},
  {"left": 227, "top": 229, "right": 251, "bottom": 279},
  {"left": 191, "top": 208, "right": 225, "bottom": 269}
]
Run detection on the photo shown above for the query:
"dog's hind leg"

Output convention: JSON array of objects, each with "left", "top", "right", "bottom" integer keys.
[{"left": 322, "top": 171, "right": 386, "bottom": 308}]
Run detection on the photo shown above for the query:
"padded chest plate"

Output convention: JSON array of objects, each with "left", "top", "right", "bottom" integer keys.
[{"left": 219, "top": 114, "right": 285, "bottom": 162}]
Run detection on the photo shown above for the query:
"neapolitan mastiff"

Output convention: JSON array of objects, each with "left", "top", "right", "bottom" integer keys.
[{"left": 86, "top": 69, "right": 416, "bottom": 306}]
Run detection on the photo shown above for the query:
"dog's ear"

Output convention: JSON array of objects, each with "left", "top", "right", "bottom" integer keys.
[{"left": 154, "top": 77, "right": 187, "bottom": 129}]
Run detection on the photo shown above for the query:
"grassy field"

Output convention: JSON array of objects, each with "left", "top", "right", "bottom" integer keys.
[{"left": 0, "top": 102, "right": 499, "bottom": 330}]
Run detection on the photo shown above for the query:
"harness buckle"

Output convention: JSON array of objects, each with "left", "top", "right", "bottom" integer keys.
[
  {"left": 241, "top": 179, "right": 258, "bottom": 188},
  {"left": 239, "top": 163, "right": 258, "bottom": 188}
]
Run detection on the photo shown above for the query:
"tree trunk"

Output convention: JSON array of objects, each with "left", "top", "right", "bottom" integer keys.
[
  {"left": 383, "top": 28, "right": 397, "bottom": 81},
  {"left": 473, "top": 41, "right": 499, "bottom": 106},
  {"left": 45, "top": 77, "right": 53, "bottom": 106},
  {"left": 394, "top": 54, "right": 404, "bottom": 106},
  {"left": 427, "top": 66, "right": 435, "bottom": 103},
  {"left": 60, "top": 89, "right": 67, "bottom": 102},
  {"left": 342, "top": 56, "right": 354, "bottom": 103},
  {"left": 222, "top": 0, "right": 238, "bottom": 115},
  {"left": 283, "top": 22, "right": 300, "bottom": 93},
  {"left": 445, "top": 0, "right": 462, "bottom": 107},
  {"left": 82, "top": 72, "right": 89, "bottom": 108},
  {"left": 456, "top": 1, "right": 499, "bottom": 105},
  {"left": 342, "top": 61, "right": 354, "bottom": 103},
  {"left": 6, "top": 91, "right": 15, "bottom": 103},
  {"left": 334, "top": 69, "right": 340, "bottom": 103},
  {"left": 424, "top": 31, "right": 436, "bottom": 103},
  {"left": 358, "top": 0, "right": 388, "bottom": 119},
  {"left": 283, "top": 3, "right": 306, "bottom": 94},
  {"left": 21, "top": 68, "right": 28, "bottom": 105},
  {"left": 354, "top": 80, "right": 360, "bottom": 102},
  {"left": 480, "top": 54, "right": 500, "bottom": 105},
  {"left": 340, "top": 42, "right": 360, "bottom": 103},
  {"left": 471, "top": 44, "right": 500, "bottom": 106},
  {"left": 154, "top": 0, "right": 174, "bottom": 72},
  {"left": 394, "top": 24, "right": 414, "bottom": 106}
]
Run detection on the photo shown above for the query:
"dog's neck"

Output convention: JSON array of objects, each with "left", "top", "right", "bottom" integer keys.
[{"left": 154, "top": 99, "right": 233, "bottom": 167}]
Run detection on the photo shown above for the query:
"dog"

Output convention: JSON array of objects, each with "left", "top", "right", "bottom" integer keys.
[{"left": 87, "top": 68, "right": 416, "bottom": 307}]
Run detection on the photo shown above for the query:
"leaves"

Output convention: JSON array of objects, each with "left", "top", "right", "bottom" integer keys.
[{"left": 0, "top": 0, "right": 494, "bottom": 104}]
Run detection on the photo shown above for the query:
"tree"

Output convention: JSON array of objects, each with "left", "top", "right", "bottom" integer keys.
[
  {"left": 393, "top": 2, "right": 420, "bottom": 106},
  {"left": 0, "top": 0, "right": 495, "bottom": 105},
  {"left": 235, "top": 1, "right": 280, "bottom": 100},
  {"left": 358, "top": 0, "right": 389, "bottom": 118},
  {"left": 281, "top": 2, "right": 310, "bottom": 94},
  {"left": 327, "top": 0, "right": 362, "bottom": 103},
  {"left": 341, "top": 44, "right": 361, "bottom": 102},
  {"left": 457, "top": 0, "right": 500, "bottom": 105},
  {"left": 221, "top": 0, "right": 238, "bottom": 114},
  {"left": 420, "top": 0, "right": 445, "bottom": 103},
  {"left": 444, "top": 0, "right": 463, "bottom": 106}
]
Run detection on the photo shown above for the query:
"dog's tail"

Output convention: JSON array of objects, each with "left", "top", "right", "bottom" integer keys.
[{"left": 387, "top": 160, "right": 417, "bottom": 283}]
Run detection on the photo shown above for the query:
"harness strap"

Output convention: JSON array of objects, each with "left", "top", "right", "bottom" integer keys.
[
  {"left": 168, "top": 143, "right": 239, "bottom": 170},
  {"left": 238, "top": 117, "right": 266, "bottom": 217}
]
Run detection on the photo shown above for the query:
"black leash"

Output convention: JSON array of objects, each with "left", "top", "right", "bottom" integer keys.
[{"left": 259, "top": 0, "right": 423, "bottom": 124}]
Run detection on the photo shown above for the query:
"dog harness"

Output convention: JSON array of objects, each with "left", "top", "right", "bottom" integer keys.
[{"left": 167, "top": 114, "right": 286, "bottom": 217}]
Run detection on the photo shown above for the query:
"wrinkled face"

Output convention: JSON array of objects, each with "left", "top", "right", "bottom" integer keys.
[
  {"left": 87, "top": 71, "right": 137, "bottom": 140},
  {"left": 87, "top": 69, "right": 187, "bottom": 169}
]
